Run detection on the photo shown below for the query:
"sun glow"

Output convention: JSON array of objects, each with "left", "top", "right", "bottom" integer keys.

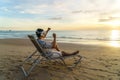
[
  {"left": 109, "top": 30, "right": 120, "bottom": 47},
  {"left": 107, "top": 20, "right": 120, "bottom": 27},
  {"left": 109, "top": 41, "right": 120, "bottom": 47}
]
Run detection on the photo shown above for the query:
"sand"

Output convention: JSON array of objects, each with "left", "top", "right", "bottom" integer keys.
[{"left": 0, "top": 39, "right": 120, "bottom": 80}]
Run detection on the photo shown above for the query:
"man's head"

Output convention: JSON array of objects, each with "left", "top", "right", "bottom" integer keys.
[{"left": 36, "top": 28, "right": 45, "bottom": 38}]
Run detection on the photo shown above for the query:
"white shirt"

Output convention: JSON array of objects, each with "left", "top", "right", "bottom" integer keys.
[{"left": 37, "top": 39, "right": 62, "bottom": 58}]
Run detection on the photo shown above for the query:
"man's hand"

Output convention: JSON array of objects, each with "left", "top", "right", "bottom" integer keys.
[
  {"left": 53, "top": 33, "right": 56, "bottom": 39},
  {"left": 47, "top": 27, "right": 51, "bottom": 31}
]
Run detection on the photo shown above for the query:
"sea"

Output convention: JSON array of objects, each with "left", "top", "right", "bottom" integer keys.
[{"left": 0, "top": 30, "right": 120, "bottom": 47}]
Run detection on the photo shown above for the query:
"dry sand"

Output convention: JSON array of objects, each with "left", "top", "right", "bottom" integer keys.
[{"left": 0, "top": 39, "right": 120, "bottom": 80}]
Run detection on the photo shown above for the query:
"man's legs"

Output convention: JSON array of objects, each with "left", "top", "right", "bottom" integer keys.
[
  {"left": 51, "top": 43, "right": 60, "bottom": 51},
  {"left": 52, "top": 33, "right": 79, "bottom": 55},
  {"left": 61, "top": 51, "right": 79, "bottom": 56},
  {"left": 52, "top": 33, "right": 60, "bottom": 51},
  {"left": 54, "top": 44, "right": 60, "bottom": 51}
]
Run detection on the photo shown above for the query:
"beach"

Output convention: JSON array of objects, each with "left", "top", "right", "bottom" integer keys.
[{"left": 0, "top": 39, "right": 120, "bottom": 80}]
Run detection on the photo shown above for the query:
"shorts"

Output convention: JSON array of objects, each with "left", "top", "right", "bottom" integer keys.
[
  {"left": 50, "top": 50, "right": 62, "bottom": 58},
  {"left": 44, "top": 49, "right": 62, "bottom": 58}
]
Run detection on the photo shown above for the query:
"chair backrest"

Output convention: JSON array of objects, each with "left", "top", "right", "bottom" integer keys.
[{"left": 28, "top": 35, "right": 45, "bottom": 56}]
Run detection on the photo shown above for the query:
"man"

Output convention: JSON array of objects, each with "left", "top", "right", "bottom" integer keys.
[{"left": 36, "top": 28, "right": 79, "bottom": 58}]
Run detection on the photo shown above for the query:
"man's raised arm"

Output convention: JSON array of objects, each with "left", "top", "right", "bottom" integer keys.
[{"left": 44, "top": 28, "right": 51, "bottom": 38}]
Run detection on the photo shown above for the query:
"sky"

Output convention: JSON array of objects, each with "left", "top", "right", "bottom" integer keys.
[{"left": 0, "top": 0, "right": 120, "bottom": 30}]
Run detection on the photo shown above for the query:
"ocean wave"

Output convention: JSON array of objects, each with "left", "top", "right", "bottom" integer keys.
[
  {"left": 58, "top": 36, "right": 83, "bottom": 39},
  {"left": 0, "top": 30, "right": 120, "bottom": 42},
  {"left": 57, "top": 36, "right": 120, "bottom": 41}
]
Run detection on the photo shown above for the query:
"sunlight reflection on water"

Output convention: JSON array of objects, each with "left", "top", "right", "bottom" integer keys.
[
  {"left": 109, "top": 30, "right": 120, "bottom": 47},
  {"left": 109, "top": 41, "right": 120, "bottom": 47}
]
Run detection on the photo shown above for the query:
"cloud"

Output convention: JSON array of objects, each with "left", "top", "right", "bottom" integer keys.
[
  {"left": 99, "top": 18, "right": 112, "bottom": 22},
  {"left": 98, "top": 16, "right": 120, "bottom": 22},
  {"left": 0, "top": 7, "right": 9, "bottom": 12},
  {"left": 49, "top": 17, "right": 62, "bottom": 20},
  {"left": 72, "top": 10, "right": 83, "bottom": 13},
  {"left": 0, "top": 0, "right": 120, "bottom": 30},
  {"left": 14, "top": 4, "right": 48, "bottom": 14},
  {"left": 72, "top": 10, "right": 99, "bottom": 14},
  {"left": 0, "top": 17, "right": 65, "bottom": 30},
  {"left": 1, "top": 0, "right": 119, "bottom": 16}
]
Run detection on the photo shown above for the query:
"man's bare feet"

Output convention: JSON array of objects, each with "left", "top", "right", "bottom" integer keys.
[{"left": 71, "top": 50, "right": 79, "bottom": 55}]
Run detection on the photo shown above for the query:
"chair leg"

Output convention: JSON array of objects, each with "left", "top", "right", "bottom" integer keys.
[
  {"left": 20, "top": 50, "right": 40, "bottom": 77},
  {"left": 73, "top": 55, "right": 82, "bottom": 67},
  {"left": 60, "top": 55, "right": 82, "bottom": 68},
  {"left": 20, "top": 56, "right": 43, "bottom": 77},
  {"left": 27, "top": 56, "right": 41, "bottom": 76},
  {"left": 60, "top": 58, "right": 67, "bottom": 66},
  {"left": 21, "top": 66, "right": 28, "bottom": 77},
  {"left": 20, "top": 50, "right": 37, "bottom": 66}
]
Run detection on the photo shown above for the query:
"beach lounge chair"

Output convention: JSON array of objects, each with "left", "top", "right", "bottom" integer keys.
[{"left": 20, "top": 35, "right": 82, "bottom": 77}]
